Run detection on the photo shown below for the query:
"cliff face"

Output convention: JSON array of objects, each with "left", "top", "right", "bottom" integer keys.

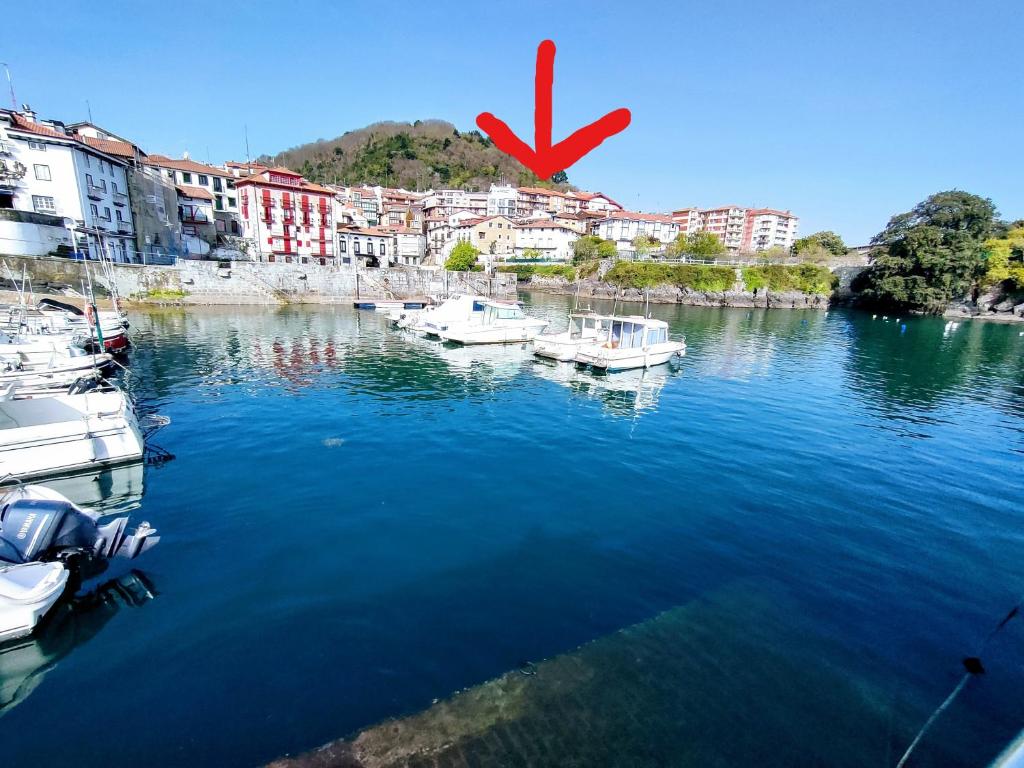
[{"left": 524, "top": 275, "right": 831, "bottom": 310}]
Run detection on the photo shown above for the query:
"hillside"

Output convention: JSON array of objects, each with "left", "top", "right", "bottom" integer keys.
[{"left": 261, "top": 120, "right": 570, "bottom": 192}]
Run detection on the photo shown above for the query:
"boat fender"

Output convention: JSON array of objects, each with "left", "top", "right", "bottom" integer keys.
[{"left": 86, "top": 304, "right": 96, "bottom": 326}]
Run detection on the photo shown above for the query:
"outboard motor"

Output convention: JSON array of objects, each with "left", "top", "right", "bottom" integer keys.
[{"left": 0, "top": 497, "right": 158, "bottom": 577}]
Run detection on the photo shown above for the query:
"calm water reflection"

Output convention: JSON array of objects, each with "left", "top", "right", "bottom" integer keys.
[{"left": 0, "top": 294, "right": 1021, "bottom": 767}]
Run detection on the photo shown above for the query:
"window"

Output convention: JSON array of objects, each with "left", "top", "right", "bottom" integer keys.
[
  {"left": 367, "top": 242, "right": 374, "bottom": 255},
  {"left": 166, "top": 170, "right": 175, "bottom": 180},
  {"left": 86, "top": 173, "right": 94, "bottom": 187},
  {"left": 103, "top": 207, "right": 111, "bottom": 220},
  {"left": 32, "top": 195, "right": 56, "bottom": 213},
  {"left": 28, "top": 140, "right": 46, "bottom": 151},
  {"left": 380, "top": 243, "right": 386, "bottom": 256},
  {"left": 116, "top": 209, "right": 124, "bottom": 222},
  {"left": 213, "top": 178, "right": 222, "bottom": 192},
  {"left": 215, "top": 196, "right": 224, "bottom": 211},
  {"left": 354, "top": 241, "right": 361, "bottom": 254},
  {"left": 182, "top": 172, "right": 192, "bottom": 183},
  {"left": 340, "top": 239, "right": 347, "bottom": 253},
  {"left": 33, "top": 164, "right": 50, "bottom": 181},
  {"left": 112, "top": 182, "right": 118, "bottom": 193},
  {"left": 227, "top": 180, "right": 235, "bottom": 189},
  {"left": 227, "top": 196, "right": 236, "bottom": 207},
  {"left": 198, "top": 174, "right": 209, "bottom": 185},
  {"left": 90, "top": 203, "right": 99, "bottom": 217}
]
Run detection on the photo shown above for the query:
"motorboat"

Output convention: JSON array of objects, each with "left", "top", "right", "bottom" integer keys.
[
  {"left": 574, "top": 316, "right": 685, "bottom": 371},
  {"left": 534, "top": 312, "right": 615, "bottom": 362},
  {"left": 0, "top": 388, "right": 144, "bottom": 480},
  {"left": 388, "top": 294, "right": 487, "bottom": 337},
  {"left": 0, "top": 484, "right": 158, "bottom": 642},
  {"left": 437, "top": 299, "right": 548, "bottom": 345}
]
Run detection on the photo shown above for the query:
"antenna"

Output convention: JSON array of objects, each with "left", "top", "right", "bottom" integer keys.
[
  {"left": 244, "top": 125, "right": 251, "bottom": 170},
  {"left": 2, "top": 63, "right": 15, "bottom": 110},
  {"left": 86, "top": 99, "right": 93, "bottom": 123}
]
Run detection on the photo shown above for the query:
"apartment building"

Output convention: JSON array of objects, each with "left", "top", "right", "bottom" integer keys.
[
  {"left": 146, "top": 154, "right": 242, "bottom": 236},
  {"left": 336, "top": 225, "right": 391, "bottom": 267},
  {"left": 591, "top": 211, "right": 679, "bottom": 252},
  {"left": 451, "top": 215, "right": 516, "bottom": 257},
  {"left": 741, "top": 208, "right": 799, "bottom": 252},
  {"left": 486, "top": 183, "right": 517, "bottom": 217},
  {"left": 235, "top": 167, "right": 334, "bottom": 261},
  {"left": 0, "top": 107, "right": 135, "bottom": 260},
  {"left": 514, "top": 221, "right": 579, "bottom": 262}
]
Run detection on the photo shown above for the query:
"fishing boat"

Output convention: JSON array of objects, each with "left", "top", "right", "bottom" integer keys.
[
  {"left": 389, "top": 294, "right": 488, "bottom": 337},
  {"left": 534, "top": 312, "right": 616, "bottom": 362},
  {"left": 0, "top": 388, "right": 144, "bottom": 480},
  {"left": 0, "top": 484, "right": 158, "bottom": 642},
  {"left": 437, "top": 299, "right": 548, "bottom": 345},
  {"left": 574, "top": 316, "right": 685, "bottom": 371}
]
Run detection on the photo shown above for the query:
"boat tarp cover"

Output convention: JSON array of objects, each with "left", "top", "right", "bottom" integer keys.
[{"left": 38, "top": 298, "right": 84, "bottom": 316}]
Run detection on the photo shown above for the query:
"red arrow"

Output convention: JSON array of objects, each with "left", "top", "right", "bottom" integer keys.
[{"left": 476, "top": 40, "right": 631, "bottom": 181}]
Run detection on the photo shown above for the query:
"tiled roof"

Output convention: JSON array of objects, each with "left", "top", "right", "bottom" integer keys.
[
  {"left": 177, "top": 184, "right": 214, "bottom": 201},
  {"left": 147, "top": 155, "right": 228, "bottom": 177},
  {"left": 515, "top": 221, "right": 577, "bottom": 231},
  {"left": 599, "top": 210, "right": 676, "bottom": 224},
  {"left": 80, "top": 136, "right": 139, "bottom": 158},
  {"left": 5, "top": 113, "right": 73, "bottom": 140},
  {"left": 233, "top": 169, "right": 333, "bottom": 195},
  {"left": 337, "top": 226, "right": 390, "bottom": 237}
]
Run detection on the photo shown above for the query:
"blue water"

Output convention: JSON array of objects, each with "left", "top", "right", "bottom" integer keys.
[{"left": 1, "top": 295, "right": 1022, "bottom": 767}]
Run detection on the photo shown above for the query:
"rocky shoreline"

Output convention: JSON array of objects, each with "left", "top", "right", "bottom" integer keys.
[{"left": 522, "top": 275, "right": 831, "bottom": 310}]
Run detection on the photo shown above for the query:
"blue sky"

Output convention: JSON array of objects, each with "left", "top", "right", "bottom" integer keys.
[{"left": 6, "top": 0, "right": 1022, "bottom": 243}]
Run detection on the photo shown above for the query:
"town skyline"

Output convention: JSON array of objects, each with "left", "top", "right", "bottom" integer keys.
[{"left": 5, "top": 0, "right": 1022, "bottom": 244}]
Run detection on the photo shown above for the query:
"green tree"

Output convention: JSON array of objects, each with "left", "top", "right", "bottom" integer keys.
[
  {"left": 445, "top": 241, "right": 480, "bottom": 272},
  {"left": 856, "top": 191, "right": 999, "bottom": 311},
  {"left": 632, "top": 235, "right": 653, "bottom": 258},
  {"left": 571, "top": 235, "right": 601, "bottom": 265},
  {"left": 793, "top": 231, "right": 846, "bottom": 257},
  {"left": 596, "top": 239, "right": 618, "bottom": 259},
  {"left": 550, "top": 170, "right": 569, "bottom": 184},
  {"left": 522, "top": 248, "right": 542, "bottom": 261},
  {"left": 983, "top": 226, "right": 1024, "bottom": 288},
  {"left": 680, "top": 231, "right": 727, "bottom": 258}
]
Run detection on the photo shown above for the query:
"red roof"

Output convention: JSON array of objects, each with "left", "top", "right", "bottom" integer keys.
[
  {"left": 515, "top": 221, "right": 576, "bottom": 231},
  {"left": 234, "top": 169, "right": 332, "bottom": 195},
  {"left": 177, "top": 184, "right": 214, "bottom": 201},
  {"left": 6, "top": 113, "right": 73, "bottom": 140},
  {"left": 80, "top": 136, "right": 139, "bottom": 158},
  {"left": 599, "top": 210, "right": 675, "bottom": 224},
  {"left": 337, "top": 225, "right": 390, "bottom": 237},
  {"left": 147, "top": 155, "right": 228, "bottom": 177}
]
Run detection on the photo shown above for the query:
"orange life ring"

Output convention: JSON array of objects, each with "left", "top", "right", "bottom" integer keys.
[{"left": 86, "top": 304, "right": 96, "bottom": 326}]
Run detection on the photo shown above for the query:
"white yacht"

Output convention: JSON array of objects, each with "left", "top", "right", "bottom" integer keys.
[
  {"left": 0, "top": 389, "right": 144, "bottom": 480},
  {"left": 437, "top": 299, "right": 548, "bottom": 345},
  {"left": 389, "top": 294, "right": 488, "bottom": 337},
  {"left": 534, "top": 312, "right": 615, "bottom": 362},
  {"left": 574, "top": 316, "right": 685, "bottom": 371}
]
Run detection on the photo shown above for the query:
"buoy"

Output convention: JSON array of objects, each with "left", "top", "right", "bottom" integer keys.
[
  {"left": 883, "top": 315, "right": 888, "bottom": 320},
  {"left": 872, "top": 314, "right": 877, "bottom": 320},
  {"left": 901, "top": 324, "right": 907, "bottom": 333}
]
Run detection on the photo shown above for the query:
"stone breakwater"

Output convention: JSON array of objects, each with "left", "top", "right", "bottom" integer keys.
[{"left": 524, "top": 274, "right": 831, "bottom": 310}]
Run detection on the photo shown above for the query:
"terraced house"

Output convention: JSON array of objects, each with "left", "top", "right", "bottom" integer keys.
[{"left": 235, "top": 167, "right": 334, "bottom": 262}]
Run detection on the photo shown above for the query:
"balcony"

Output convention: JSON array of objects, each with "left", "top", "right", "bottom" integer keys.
[
  {"left": 113, "top": 192, "right": 128, "bottom": 207},
  {"left": 0, "top": 140, "right": 12, "bottom": 155},
  {"left": 181, "top": 212, "right": 211, "bottom": 224},
  {"left": 117, "top": 220, "right": 132, "bottom": 234}
]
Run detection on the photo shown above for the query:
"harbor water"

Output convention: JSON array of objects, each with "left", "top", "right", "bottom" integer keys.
[{"left": 1, "top": 293, "right": 1022, "bottom": 766}]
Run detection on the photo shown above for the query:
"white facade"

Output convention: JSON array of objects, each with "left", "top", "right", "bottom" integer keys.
[
  {"left": 336, "top": 227, "right": 391, "bottom": 267},
  {"left": 236, "top": 168, "right": 334, "bottom": 262},
  {"left": 147, "top": 155, "right": 242, "bottom": 235},
  {"left": 381, "top": 228, "right": 426, "bottom": 266},
  {"left": 592, "top": 212, "right": 679, "bottom": 252},
  {"left": 486, "top": 184, "right": 517, "bottom": 217},
  {"left": 743, "top": 209, "right": 799, "bottom": 252},
  {"left": 514, "top": 222, "right": 579, "bottom": 262},
  {"left": 0, "top": 109, "right": 135, "bottom": 261}
]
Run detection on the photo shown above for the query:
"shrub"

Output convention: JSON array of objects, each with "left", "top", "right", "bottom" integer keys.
[
  {"left": 498, "top": 264, "right": 575, "bottom": 281},
  {"left": 445, "top": 241, "right": 479, "bottom": 272},
  {"left": 742, "top": 264, "right": 836, "bottom": 294},
  {"left": 603, "top": 262, "right": 734, "bottom": 291}
]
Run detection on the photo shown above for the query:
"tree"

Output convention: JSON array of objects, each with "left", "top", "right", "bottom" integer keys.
[
  {"left": 982, "top": 226, "right": 1024, "bottom": 288},
  {"left": 571, "top": 235, "right": 600, "bottom": 264},
  {"left": 856, "top": 191, "right": 999, "bottom": 311},
  {"left": 632, "top": 235, "right": 653, "bottom": 258},
  {"left": 793, "top": 231, "right": 846, "bottom": 257},
  {"left": 596, "top": 239, "right": 618, "bottom": 259},
  {"left": 678, "top": 231, "right": 727, "bottom": 258},
  {"left": 550, "top": 170, "right": 569, "bottom": 184},
  {"left": 522, "top": 248, "right": 542, "bottom": 261},
  {"left": 445, "top": 241, "right": 480, "bottom": 272}
]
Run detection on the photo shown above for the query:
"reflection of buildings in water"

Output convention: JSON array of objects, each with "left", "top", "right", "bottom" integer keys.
[
  {"left": 530, "top": 359, "right": 674, "bottom": 415},
  {"left": 32, "top": 463, "right": 145, "bottom": 518},
  {"left": 0, "top": 572, "right": 157, "bottom": 716}
]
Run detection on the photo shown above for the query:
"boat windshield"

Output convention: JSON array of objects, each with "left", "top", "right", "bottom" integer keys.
[
  {"left": 606, "top": 321, "right": 656, "bottom": 349},
  {"left": 646, "top": 327, "right": 668, "bottom": 345},
  {"left": 485, "top": 305, "right": 525, "bottom": 322}
]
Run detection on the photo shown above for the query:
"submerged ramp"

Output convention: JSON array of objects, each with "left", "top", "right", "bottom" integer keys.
[{"left": 268, "top": 587, "right": 930, "bottom": 767}]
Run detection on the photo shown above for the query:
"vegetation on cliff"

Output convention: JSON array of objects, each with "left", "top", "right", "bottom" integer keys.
[
  {"left": 262, "top": 120, "right": 568, "bottom": 191},
  {"left": 743, "top": 265, "right": 836, "bottom": 294},
  {"left": 498, "top": 264, "right": 577, "bottom": 281},
  {"left": 603, "top": 263, "right": 735, "bottom": 292},
  {"left": 982, "top": 226, "right": 1024, "bottom": 289}
]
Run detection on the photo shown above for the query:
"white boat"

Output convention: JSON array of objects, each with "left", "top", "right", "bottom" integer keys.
[
  {"left": 534, "top": 312, "right": 616, "bottom": 362},
  {"left": 437, "top": 299, "right": 548, "bottom": 345},
  {"left": 574, "top": 316, "right": 685, "bottom": 371},
  {"left": 0, "top": 562, "right": 68, "bottom": 643},
  {"left": 0, "top": 333, "right": 111, "bottom": 374},
  {"left": 389, "top": 294, "right": 488, "bottom": 337},
  {"left": 0, "top": 389, "right": 144, "bottom": 480}
]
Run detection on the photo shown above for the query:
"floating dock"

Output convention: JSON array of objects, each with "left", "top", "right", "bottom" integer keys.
[{"left": 352, "top": 299, "right": 430, "bottom": 311}]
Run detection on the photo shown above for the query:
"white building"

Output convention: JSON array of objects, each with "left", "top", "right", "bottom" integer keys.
[
  {"left": 235, "top": 167, "right": 335, "bottom": 262},
  {"left": 0, "top": 107, "right": 135, "bottom": 261},
  {"left": 575, "top": 191, "right": 623, "bottom": 213},
  {"left": 514, "top": 221, "right": 579, "bottom": 262},
  {"left": 742, "top": 208, "right": 799, "bottom": 252},
  {"left": 379, "top": 225, "right": 426, "bottom": 266},
  {"left": 486, "top": 183, "right": 517, "bottom": 217},
  {"left": 176, "top": 185, "right": 215, "bottom": 256},
  {"left": 146, "top": 154, "right": 242, "bottom": 236},
  {"left": 336, "top": 226, "right": 391, "bottom": 267},
  {"left": 591, "top": 211, "right": 679, "bottom": 252}
]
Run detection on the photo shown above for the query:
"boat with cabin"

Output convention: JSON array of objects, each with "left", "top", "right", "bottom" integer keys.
[
  {"left": 389, "top": 294, "right": 488, "bottom": 337},
  {"left": 437, "top": 299, "right": 548, "bottom": 345},
  {"left": 574, "top": 316, "right": 685, "bottom": 371},
  {"left": 534, "top": 312, "right": 616, "bottom": 362}
]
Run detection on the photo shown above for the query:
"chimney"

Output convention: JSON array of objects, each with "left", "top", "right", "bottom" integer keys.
[
  {"left": 182, "top": 150, "right": 190, "bottom": 160},
  {"left": 20, "top": 104, "right": 36, "bottom": 123}
]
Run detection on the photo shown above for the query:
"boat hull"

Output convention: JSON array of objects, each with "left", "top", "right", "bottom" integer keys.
[
  {"left": 575, "top": 342, "right": 686, "bottom": 372},
  {"left": 440, "top": 322, "right": 547, "bottom": 345}
]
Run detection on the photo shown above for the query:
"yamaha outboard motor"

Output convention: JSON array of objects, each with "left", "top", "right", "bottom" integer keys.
[{"left": 0, "top": 497, "right": 158, "bottom": 577}]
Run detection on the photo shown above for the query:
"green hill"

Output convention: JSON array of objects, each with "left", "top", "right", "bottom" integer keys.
[{"left": 261, "top": 119, "right": 569, "bottom": 191}]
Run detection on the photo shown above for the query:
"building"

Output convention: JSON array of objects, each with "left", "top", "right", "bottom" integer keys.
[
  {"left": 486, "top": 184, "right": 517, "bottom": 217},
  {"left": 575, "top": 191, "right": 622, "bottom": 213},
  {"left": 176, "top": 185, "right": 215, "bottom": 255},
  {"left": 336, "top": 226, "right": 391, "bottom": 267},
  {"left": 514, "top": 221, "right": 579, "bottom": 262},
  {"left": 0, "top": 107, "right": 136, "bottom": 261},
  {"left": 671, "top": 207, "right": 702, "bottom": 236},
  {"left": 450, "top": 215, "right": 516, "bottom": 258},
  {"left": 741, "top": 208, "right": 799, "bottom": 252},
  {"left": 378, "top": 225, "right": 427, "bottom": 266},
  {"left": 235, "top": 167, "right": 334, "bottom": 262},
  {"left": 591, "top": 211, "right": 679, "bottom": 252},
  {"left": 146, "top": 154, "right": 242, "bottom": 237}
]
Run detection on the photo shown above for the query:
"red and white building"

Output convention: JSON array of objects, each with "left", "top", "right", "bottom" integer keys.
[
  {"left": 741, "top": 208, "right": 799, "bottom": 252},
  {"left": 671, "top": 205, "right": 800, "bottom": 252},
  {"left": 235, "top": 167, "right": 334, "bottom": 262}
]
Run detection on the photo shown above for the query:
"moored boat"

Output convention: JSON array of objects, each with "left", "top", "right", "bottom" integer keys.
[
  {"left": 534, "top": 312, "right": 615, "bottom": 362},
  {"left": 574, "top": 316, "right": 685, "bottom": 371},
  {"left": 437, "top": 299, "right": 548, "bottom": 345}
]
